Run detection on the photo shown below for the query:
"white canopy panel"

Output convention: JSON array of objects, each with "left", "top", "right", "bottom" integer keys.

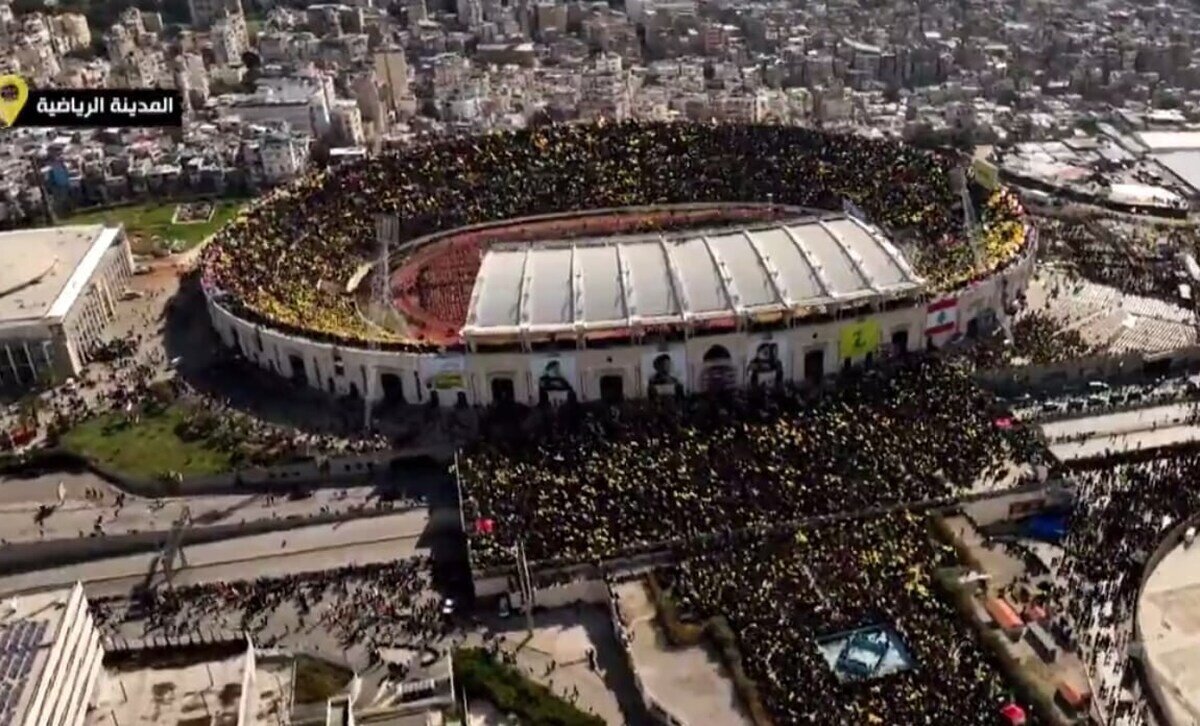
[{"left": 462, "top": 214, "right": 925, "bottom": 337}]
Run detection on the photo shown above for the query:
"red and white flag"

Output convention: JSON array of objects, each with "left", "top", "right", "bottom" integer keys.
[{"left": 926, "top": 297, "right": 958, "bottom": 335}]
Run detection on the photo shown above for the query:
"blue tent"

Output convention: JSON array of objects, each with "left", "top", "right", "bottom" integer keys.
[{"left": 1022, "top": 512, "right": 1068, "bottom": 543}]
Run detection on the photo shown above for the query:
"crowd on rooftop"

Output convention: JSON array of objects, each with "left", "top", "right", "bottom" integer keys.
[
  {"left": 460, "top": 356, "right": 1042, "bottom": 568},
  {"left": 202, "top": 122, "right": 1029, "bottom": 347}
]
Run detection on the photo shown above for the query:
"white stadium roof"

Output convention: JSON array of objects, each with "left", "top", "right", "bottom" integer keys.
[{"left": 462, "top": 215, "right": 925, "bottom": 339}]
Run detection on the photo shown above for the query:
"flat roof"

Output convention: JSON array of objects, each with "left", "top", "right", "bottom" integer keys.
[
  {"left": 1152, "top": 150, "right": 1200, "bottom": 194},
  {"left": 462, "top": 215, "right": 924, "bottom": 337},
  {"left": 1139, "top": 534, "right": 1200, "bottom": 725},
  {"left": 0, "top": 226, "right": 119, "bottom": 325},
  {"left": 87, "top": 647, "right": 293, "bottom": 726},
  {"left": 1136, "top": 130, "right": 1200, "bottom": 152},
  {"left": 1, "top": 585, "right": 76, "bottom": 726}
]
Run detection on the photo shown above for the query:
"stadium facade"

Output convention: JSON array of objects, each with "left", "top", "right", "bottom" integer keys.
[{"left": 204, "top": 204, "right": 1038, "bottom": 408}]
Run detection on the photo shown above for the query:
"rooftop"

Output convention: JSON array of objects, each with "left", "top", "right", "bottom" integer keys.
[
  {"left": 87, "top": 645, "right": 292, "bottom": 726},
  {"left": 0, "top": 585, "right": 79, "bottom": 726},
  {"left": 462, "top": 215, "right": 923, "bottom": 339},
  {"left": 0, "top": 225, "right": 120, "bottom": 326}
]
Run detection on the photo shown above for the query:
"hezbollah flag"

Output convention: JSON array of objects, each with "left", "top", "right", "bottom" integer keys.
[{"left": 839, "top": 319, "right": 881, "bottom": 359}]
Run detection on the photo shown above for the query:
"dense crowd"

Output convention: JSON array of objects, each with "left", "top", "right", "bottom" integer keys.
[
  {"left": 1055, "top": 452, "right": 1200, "bottom": 651},
  {"left": 202, "top": 122, "right": 1029, "bottom": 346},
  {"left": 91, "top": 557, "right": 443, "bottom": 659},
  {"left": 460, "top": 357, "right": 1042, "bottom": 567},
  {"left": 663, "top": 512, "right": 1026, "bottom": 725},
  {"left": 1041, "top": 218, "right": 1187, "bottom": 303},
  {"left": 966, "top": 310, "right": 1094, "bottom": 369}
]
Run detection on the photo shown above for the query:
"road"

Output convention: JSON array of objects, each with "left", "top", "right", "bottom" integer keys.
[
  {"left": 1040, "top": 403, "right": 1196, "bottom": 442},
  {"left": 0, "top": 471, "right": 385, "bottom": 545},
  {"left": 1049, "top": 426, "right": 1200, "bottom": 462},
  {"left": 0, "top": 508, "right": 445, "bottom": 598}
]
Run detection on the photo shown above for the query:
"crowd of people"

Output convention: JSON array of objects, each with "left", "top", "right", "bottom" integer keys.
[
  {"left": 90, "top": 557, "right": 444, "bottom": 661},
  {"left": 1055, "top": 452, "right": 1200, "bottom": 661},
  {"left": 663, "top": 512, "right": 1024, "bottom": 725},
  {"left": 1041, "top": 217, "right": 1187, "bottom": 304},
  {"left": 202, "top": 122, "right": 1030, "bottom": 346},
  {"left": 966, "top": 310, "right": 1094, "bottom": 369},
  {"left": 460, "top": 357, "right": 1043, "bottom": 567}
]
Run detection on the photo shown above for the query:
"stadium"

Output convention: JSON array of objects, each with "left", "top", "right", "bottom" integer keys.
[{"left": 200, "top": 123, "right": 1038, "bottom": 408}]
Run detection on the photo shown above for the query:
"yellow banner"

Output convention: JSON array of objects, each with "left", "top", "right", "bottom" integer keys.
[
  {"left": 839, "top": 319, "right": 881, "bottom": 359},
  {"left": 432, "top": 372, "right": 465, "bottom": 390},
  {"left": 972, "top": 158, "right": 1000, "bottom": 191}
]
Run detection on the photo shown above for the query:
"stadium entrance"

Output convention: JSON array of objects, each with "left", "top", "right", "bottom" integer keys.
[
  {"left": 600, "top": 374, "right": 624, "bottom": 404},
  {"left": 804, "top": 349, "right": 825, "bottom": 383},
  {"left": 380, "top": 373, "right": 405, "bottom": 404},
  {"left": 490, "top": 376, "right": 515, "bottom": 405},
  {"left": 288, "top": 355, "right": 307, "bottom": 385}
]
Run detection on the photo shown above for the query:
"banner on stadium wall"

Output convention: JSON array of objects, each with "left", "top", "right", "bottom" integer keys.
[
  {"left": 926, "top": 297, "right": 958, "bottom": 336},
  {"left": 419, "top": 354, "right": 467, "bottom": 402},
  {"left": 839, "top": 320, "right": 881, "bottom": 360},
  {"left": 697, "top": 342, "right": 738, "bottom": 392},
  {"left": 745, "top": 336, "right": 788, "bottom": 388},
  {"left": 530, "top": 353, "right": 578, "bottom": 406},
  {"left": 972, "top": 158, "right": 1000, "bottom": 191},
  {"left": 642, "top": 346, "right": 686, "bottom": 399}
]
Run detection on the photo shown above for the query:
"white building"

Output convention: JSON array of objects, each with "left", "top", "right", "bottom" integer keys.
[
  {"left": 212, "top": 13, "right": 249, "bottom": 66},
  {"left": 260, "top": 132, "right": 310, "bottom": 182},
  {"left": 1, "top": 582, "right": 104, "bottom": 726},
  {"left": 373, "top": 48, "right": 411, "bottom": 119},
  {"left": 217, "top": 74, "right": 334, "bottom": 137},
  {"left": 331, "top": 99, "right": 366, "bottom": 147},
  {"left": 187, "top": 0, "right": 242, "bottom": 28},
  {"left": 0, "top": 225, "right": 133, "bottom": 389}
]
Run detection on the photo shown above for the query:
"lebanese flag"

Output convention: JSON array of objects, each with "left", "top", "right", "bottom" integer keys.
[{"left": 926, "top": 297, "right": 958, "bottom": 335}]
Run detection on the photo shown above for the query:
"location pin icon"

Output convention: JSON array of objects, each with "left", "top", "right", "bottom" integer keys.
[{"left": 0, "top": 76, "right": 29, "bottom": 128}]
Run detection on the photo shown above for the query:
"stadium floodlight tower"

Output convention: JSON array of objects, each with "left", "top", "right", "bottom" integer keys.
[
  {"left": 953, "top": 166, "right": 983, "bottom": 271},
  {"left": 366, "top": 214, "right": 400, "bottom": 430}
]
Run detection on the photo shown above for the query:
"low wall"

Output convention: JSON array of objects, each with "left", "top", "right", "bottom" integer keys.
[
  {"left": 977, "top": 347, "right": 1200, "bottom": 395},
  {"left": 605, "top": 577, "right": 689, "bottom": 726},
  {"left": 0, "top": 446, "right": 449, "bottom": 499},
  {"left": 1132, "top": 509, "right": 1200, "bottom": 726}
]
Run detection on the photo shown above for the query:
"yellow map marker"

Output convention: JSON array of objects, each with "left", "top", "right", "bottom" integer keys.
[{"left": 0, "top": 75, "right": 29, "bottom": 128}]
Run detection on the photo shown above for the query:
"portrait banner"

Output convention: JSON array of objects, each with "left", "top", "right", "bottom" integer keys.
[
  {"left": 642, "top": 346, "right": 687, "bottom": 399},
  {"left": 530, "top": 353, "right": 578, "bottom": 406},
  {"left": 745, "top": 337, "right": 788, "bottom": 388}
]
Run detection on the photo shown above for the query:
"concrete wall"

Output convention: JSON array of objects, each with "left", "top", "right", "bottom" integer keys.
[{"left": 208, "top": 281, "right": 1025, "bottom": 409}]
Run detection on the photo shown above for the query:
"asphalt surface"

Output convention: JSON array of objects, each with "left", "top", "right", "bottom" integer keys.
[
  {"left": 0, "top": 471, "right": 384, "bottom": 544},
  {"left": 0, "top": 507, "right": 452, "bottom": 598}
]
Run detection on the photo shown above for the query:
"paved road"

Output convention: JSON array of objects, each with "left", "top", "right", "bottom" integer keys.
[
  {"left": 1040, "top": 403, "right": 1196, "bottom": 442},
  {"left": 0, "top": 508, "right": 443, "bottom": 597},
  {"left": 1049, "top": 426, "right": 1200, "bottom": 462},
  {"left": 0, "top": 472, "right": 383, "bottom": 544}
]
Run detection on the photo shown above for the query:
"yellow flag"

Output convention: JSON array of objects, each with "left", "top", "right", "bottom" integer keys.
[{"left": 839, "top": 319, "right": 881, "bottom": 359}]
